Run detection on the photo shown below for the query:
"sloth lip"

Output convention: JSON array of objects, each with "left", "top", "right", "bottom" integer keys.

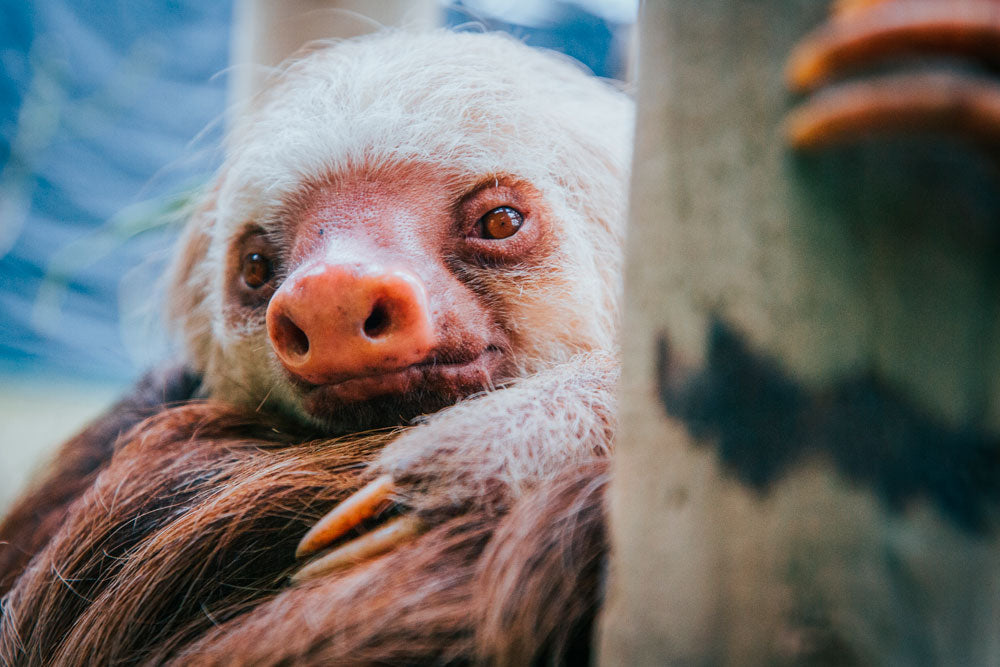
[{"left": 301, "top": 346, "right": 504, "bottom": 408}]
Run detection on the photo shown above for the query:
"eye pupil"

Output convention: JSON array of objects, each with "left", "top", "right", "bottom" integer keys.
[
  {"left": 243, "top": 252, "right": 271, "bottom": 288},
  {"left": 480, "top": 206, "right": 523, "bottom": 240}
]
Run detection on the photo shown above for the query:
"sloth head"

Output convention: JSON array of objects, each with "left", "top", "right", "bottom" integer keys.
[{"left": 167, "top": 30, "right": 634, "bottom": 432}]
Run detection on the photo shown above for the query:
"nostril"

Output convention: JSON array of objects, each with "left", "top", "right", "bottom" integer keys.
[
  {"left": 275, "top": 313, "right": 310, "bottom": 358},
  {"left": 363, "top": 301, "right": 391, "bottom": 339}
]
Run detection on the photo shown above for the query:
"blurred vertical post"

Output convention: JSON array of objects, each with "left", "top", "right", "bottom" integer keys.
[
  {"left": 228, "top": 0, "right": 440, "bottom": 117},
  {"left": 601, "top": 0, "right": 1000, "bottom": 663}
]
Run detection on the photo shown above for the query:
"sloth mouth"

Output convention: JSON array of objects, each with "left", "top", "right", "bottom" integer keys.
[{"left": 301, "top": 346, "right": 504, "bottom": 418}]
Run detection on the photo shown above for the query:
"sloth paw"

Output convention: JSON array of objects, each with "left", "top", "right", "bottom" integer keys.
[
  {"left": 292, "top": 475, "right": 425, "bottom": 582},
  {"left": 785, "top": 0, "right": 1000, "bottom": 148}
]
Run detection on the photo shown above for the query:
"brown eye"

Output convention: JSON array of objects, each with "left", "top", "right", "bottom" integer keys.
[
  {"left": 478, "top": 206, "right": 523, "bottom": 240},
  {"left": 242, "top": 252, "right": 272, "bottom": 288}
]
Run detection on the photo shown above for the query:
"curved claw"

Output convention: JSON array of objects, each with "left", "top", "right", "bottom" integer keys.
[
  {"left": 787, "top": 1, "right": 1000, "bottom": 92},
  {"left": 296, "top": 474, "right": 395, "bottom": 558},
  {"left": 292, "top": 515, "right": 425, "bottom": 583},
  {"left": 786, "top": 71, "right": 1000, "bottom": 148}
]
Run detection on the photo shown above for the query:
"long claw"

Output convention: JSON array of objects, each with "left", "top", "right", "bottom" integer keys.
[
  {"left": 786, "top": 71, "right": 1000, "bottom": 148},
  {"left": 291, "top": 515, "right": 425, "bottom": 583},
  {"left": 787, "top": 1, "right": 1000, "bottom": 92},
  {"left": 296, "top": 474, "right": 395, "bottom": 558}
]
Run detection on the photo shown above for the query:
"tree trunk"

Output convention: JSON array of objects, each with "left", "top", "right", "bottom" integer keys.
[{"left": 600, "top": 1, "right": 1000, "bottom": 663}]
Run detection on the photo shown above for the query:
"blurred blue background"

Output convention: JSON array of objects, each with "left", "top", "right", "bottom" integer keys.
[{"left": 0, "top": 1, "right": 232, "bottom": 383}]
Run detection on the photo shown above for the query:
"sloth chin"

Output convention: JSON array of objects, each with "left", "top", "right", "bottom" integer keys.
[{"left": 297, "top": 347, "right": 505, "bottom": 433}]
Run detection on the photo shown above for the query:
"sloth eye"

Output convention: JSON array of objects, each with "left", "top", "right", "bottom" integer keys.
[
  {"left": 242, "top": 252, "right": 272, "bottom": 288},
  {"left": 477, "top": 206, "right": 523, "bottom": 240}
]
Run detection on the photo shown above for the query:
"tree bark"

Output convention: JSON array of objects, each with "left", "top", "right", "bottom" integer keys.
[{"left": 600, "top": 1, "right": 1000, "bottom": 663}]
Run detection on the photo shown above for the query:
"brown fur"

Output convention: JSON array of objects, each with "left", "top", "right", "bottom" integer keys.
[
  {"left": 0, "top": 402, "right": 606, "bottom": 665},
  {"left": 0, "top": 365, "right": 200, "bottom": 596}
]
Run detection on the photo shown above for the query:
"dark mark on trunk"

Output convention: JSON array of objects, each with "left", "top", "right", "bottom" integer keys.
[{"left": 657, "top": 319, "right": 999, "bottom": 533}]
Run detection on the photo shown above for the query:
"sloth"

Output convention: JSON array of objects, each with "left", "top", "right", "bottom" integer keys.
[{"left": 0, "top": 29, "right": 633, "bottom": 665}]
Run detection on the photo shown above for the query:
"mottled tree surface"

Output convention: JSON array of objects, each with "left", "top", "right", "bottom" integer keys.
[{"left": 601, "top": 1, "right": 1000, "bottom": 664}]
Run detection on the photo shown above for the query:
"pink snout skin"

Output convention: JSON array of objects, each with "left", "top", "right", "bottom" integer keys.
[{"left": 267, "top": 262, "right": 435, "bottom": 385}]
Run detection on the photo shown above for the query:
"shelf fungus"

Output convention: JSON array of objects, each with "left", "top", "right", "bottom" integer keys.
[{"left": 786, "top": 0, "right": 1000, "bottom": 148}]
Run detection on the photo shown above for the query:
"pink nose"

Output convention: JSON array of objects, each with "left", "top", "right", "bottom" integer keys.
[{"left": 266, "top": 263, "right": 435, "bottom": 384}]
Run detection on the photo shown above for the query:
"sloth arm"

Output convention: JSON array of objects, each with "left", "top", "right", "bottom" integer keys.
[{"left": 294, "top": 351, "right": 618, "bottom": 579}]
